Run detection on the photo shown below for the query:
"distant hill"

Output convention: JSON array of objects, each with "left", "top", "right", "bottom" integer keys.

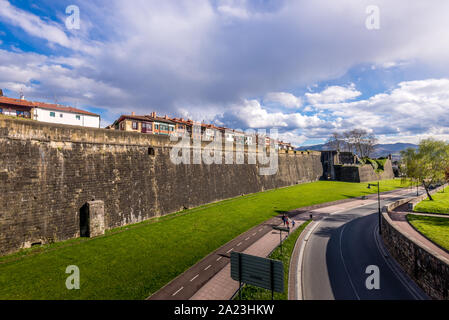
[{"left": 297, "top": 142, "right": 418, "bottom": 159}]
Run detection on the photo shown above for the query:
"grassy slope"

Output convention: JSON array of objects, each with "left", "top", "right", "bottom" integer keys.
[
  {"left": 407, "top": 214, "right": 449, "bottom": 251},
  {"left": 237, "top": 220, "right": 311, "bottom": 300},
  {"left": 0, "top": 179, "right": 409, "bottom": 300},
  {"left": 414, "top": 187, "right": 449, "bottom": 214}
]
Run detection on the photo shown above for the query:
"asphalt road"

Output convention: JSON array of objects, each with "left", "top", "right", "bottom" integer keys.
[
  {"left": 149, "top": 198, "right": 360, "bottom": 300},
  {"left": 148, "top": 217, "right": 282, "bottom": 300},
  {"left": 301, "top": 191, "right": 429, "bottom": 300}
]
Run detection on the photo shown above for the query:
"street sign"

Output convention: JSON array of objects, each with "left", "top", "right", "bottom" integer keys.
[
  {"left": 273, "top": 225, "right": 289, "bottom": 254},
  {"left": 230, "top": 252, "right": 284, "bottom": 296}
]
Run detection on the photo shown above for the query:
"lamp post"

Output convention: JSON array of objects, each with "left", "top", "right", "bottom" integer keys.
[{"left": 368, "top": 181, "right": 381, "bottom": 235}]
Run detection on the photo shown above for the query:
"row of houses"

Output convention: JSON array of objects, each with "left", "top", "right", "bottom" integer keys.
[
  {"left": 0, "top": 92, "right": 100, "bottom": 128},
  {"left": 0, "top": 90, "right": 294, "bottom": 150},
  {"left": 106, "top": 112, "right": 295, "bottom": 150}
]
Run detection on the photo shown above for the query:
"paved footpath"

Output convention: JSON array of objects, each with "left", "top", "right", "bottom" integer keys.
[
  {"left": 190, "top": 214, "right": 309, "bottom": 300},
  {"left": 148, "top": 187, "right": 417, "bottom": 300}
]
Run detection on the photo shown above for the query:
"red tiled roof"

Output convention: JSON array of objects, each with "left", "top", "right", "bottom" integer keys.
[
  {"left": 0, "top": 96, "right": 99, "bottom": 117},
  {"left": 146, "top": 115, "right": 176, "bottom": 124},
  {"left": 116, "top": 114, "right": 175, "bottom": 124},
  {"left": 0, "top": 96, "right": 35, "bottom": 107},
  {"left": 116, "top": 115, "right": 150, "bottom": 123},
  {"left": 33, "top": 102, "right": 99, "bottom": 117}
]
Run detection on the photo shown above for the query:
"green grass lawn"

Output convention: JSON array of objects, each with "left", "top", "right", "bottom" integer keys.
[
  {"left": 414, "top": 187, "right": 449, "bottom": 214},
  {"left": 0, "top": 179, "right": 409, "bottom": 300},
  {"left": 236, "top": 220, "right": 311, "bottom": 300},
  {"left": 407, "top": 214, "right": 449, "bottom": 251}
]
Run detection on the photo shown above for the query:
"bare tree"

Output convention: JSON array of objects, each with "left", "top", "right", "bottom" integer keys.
[
  {"left": 330, "top": 129, "right": 377, "bottom": 157},
  {"left": 349, "top": 129, "right": 366, "bottom": 156},
  {"left": 327, "top": 132, "right": 344, "bottom": 151},
  {"left": 343, "top": 131, "right": 354, "bottom": 153},
  {"left": 361, "top": 133, "right": 378, "bottom": 158}
]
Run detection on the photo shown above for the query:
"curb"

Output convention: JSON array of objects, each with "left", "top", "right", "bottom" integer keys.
[{"left": 290, "top": 220, "right": 321, "bottom": 300}]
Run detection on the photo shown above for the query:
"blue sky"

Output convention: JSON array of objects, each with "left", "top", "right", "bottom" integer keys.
[{"left": 1, "top": 0, "right": 449, "bottom": 146}]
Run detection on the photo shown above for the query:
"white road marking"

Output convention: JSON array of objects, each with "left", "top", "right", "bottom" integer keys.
[
  {"left": 298, "top": 189, "right": 420, "bottom": 299},
  {"left": 237, "top": 242, "right": 242, "bottom": 246},
  {"left": 190, "top": 274, "right": 199, "bottom": 282},
  {"left": 216, "top": 256, "right": 222, "bottom": 261},
  {"left": 245, "top": 237, "right": 250, "bottom": 241},
  {"left": 226, "top": 248, "right": 233, "bottom": 253},
  {"left": 258, "top": 228, "right": 263, "bottom": 232},
  {"left": 252, "top": 232, "right": 257, "bottom": 236},
  {"left": 172, "top": 287, "right": 184, "bottom": 296},
  {"left": 204, "top": 265, "right": 212, "bottom": 271}
]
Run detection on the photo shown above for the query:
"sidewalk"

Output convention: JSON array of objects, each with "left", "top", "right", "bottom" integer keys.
[{"left": 190, "top": 215, "right": 306, "bottom": 300}]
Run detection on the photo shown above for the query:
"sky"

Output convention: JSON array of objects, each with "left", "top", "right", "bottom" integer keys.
[{"left": 0, "top": 0, "right": 449, "bottom": 146}]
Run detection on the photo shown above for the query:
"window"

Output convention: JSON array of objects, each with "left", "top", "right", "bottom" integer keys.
[
  {"left": 155, "top": 124, "right": 159, "bottom": 130},
  {"left": 76, "top": 115, "right": 81, "bottom": 120},
  {"left": 0, "top": 108, "right": 2, "bottom": 114},
  {"left": 50, "top": 112, "right": 56, "bottom": 117},
  {"left": 141, "top": 122, "right": 152, "bottom": 133},
  {"left": 60, "top": 113, "right": 63, "bottom": 118},
  {"left": 132, "top": 121, "right": 138, "bottom": 130}
]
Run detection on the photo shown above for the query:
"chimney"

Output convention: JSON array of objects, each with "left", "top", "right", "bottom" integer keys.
[
  {"left": 151, "top": 111, "right": 156, "bottom": 118},
  {"left": 20, "top": 91, "right": 25, "bottom": 100},
  {"left": 165, "top": 115, "right": 168, "bottom": 119},
  {"left": 0, "top": 89, "right": 3, "bottom": 96},
  {"left": 131, "top": 112, "right": 135, "bottom": 116}
]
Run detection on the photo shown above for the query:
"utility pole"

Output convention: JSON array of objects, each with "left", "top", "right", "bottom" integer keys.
[{"left": 368, "top": 182, "right": 381, "bottom": 235}]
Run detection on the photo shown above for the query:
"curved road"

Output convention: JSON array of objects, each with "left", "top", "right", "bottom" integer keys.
[{"left": 300, "top": 191, "right": 429, "bottom": 300}]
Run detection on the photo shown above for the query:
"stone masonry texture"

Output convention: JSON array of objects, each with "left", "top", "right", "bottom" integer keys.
[
  {"left": 0, "top": 118, "right": 324, "bottom": 255},
  {"left": 381, "top": 191, "right": 449, "bottom": 300},
  {"left": 382, "top": 215, "right": 449, "bottom": 300},
  {"left": 334, "top": 161, "right": 395, "bottom": 182}
]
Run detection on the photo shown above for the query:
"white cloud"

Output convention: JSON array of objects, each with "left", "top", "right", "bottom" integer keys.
[
  {"left": 218, "top": 98, "right": 324, "bottom": 129},
  {"left": 277, "top": 131, "right": 308, "bottom": 147},
  {"left": 1, "top": 0, "right": 449, "bottom": 145},
  {"left": 0, "top": 0, "right": 98, "bottom": 54},
  {"left": 0, "top": 49, "right": 126, "bottom": 112},
  {"left": 264, "top": 92, "right": 302, "bottom": 108},
  {"left": 0, "top": 0, "right": 71, "bottom": 47},
  {"left": 217, "top": 0, "right": 250, "bottom": 19},
  {"left": 309, "top": 78, "right": 449, "bottom": 144},
  {"left": 2, "top": 0, "right": 448, "bottom": 117},
  {"left": 220, "top": 78, "right": 449, "bottom": 145},
  {"left": 306, "top": 84, "right": 361, "bottom": 105}
]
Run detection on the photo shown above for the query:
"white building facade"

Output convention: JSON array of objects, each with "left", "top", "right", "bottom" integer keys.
[{"left": 33, "top": 105, "right": 100, "bottom": 128}]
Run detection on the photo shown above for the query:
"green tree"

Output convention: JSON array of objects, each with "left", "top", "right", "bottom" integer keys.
[{"left": 400, "top": 139, "right": 449, "bottom": 200}]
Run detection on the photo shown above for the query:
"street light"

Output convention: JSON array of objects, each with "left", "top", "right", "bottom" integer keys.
[{"left": 367, "top": 181, "right": 381, "bottom": 235}]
